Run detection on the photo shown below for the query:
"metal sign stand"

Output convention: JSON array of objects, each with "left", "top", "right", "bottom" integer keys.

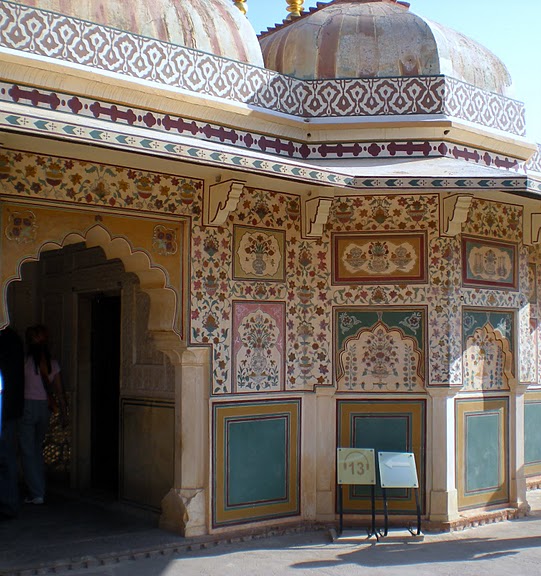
[
  {"left": 336, "top": 448, "right": 377, "bottom": 540},
  {"left": 378, "top": 451, "right": 422, "bottom": 538}
]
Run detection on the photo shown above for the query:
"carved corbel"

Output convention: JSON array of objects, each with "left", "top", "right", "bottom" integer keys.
[
  {"left": 302, "top": 189, "right": 335, "bottom": 238},
  {"left": 441, "top": 194, "right": 473, "bottom": 236},
  {"left": 204, "top": 179, "right": 245, "bottom": 227},
  {"left": 523, "top": 210, "right": 541, "bottom": 245}
]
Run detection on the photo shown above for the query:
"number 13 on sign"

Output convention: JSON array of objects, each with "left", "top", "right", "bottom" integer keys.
[{"left": 337, "top": 448, "right": 376, "bottom": 485}]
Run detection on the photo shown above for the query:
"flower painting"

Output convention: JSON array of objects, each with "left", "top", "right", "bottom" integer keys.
[
  {"left": 232, "top": 301, "right": 286, "bottom": 392},
  {"left": 332, "top": 232, "right": 426, "bottom": 284},
  {"left": 233, "top": 226, "right": 285, "bottom": 281}
]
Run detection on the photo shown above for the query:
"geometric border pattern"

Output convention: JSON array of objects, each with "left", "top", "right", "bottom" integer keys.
[
  {"left": 212, "top": 399, "right": 300, "bottom": 527},
  {"left": 0, "top": 2, "right": 526, "bottom": 134},
  {"left": 1, "top": 109, "right": 534, "bottom": 193},
  {"left": 0, "top": 81, "right": 527, "bottom": 172}
]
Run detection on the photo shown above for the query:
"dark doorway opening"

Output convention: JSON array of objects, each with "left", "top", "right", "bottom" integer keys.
[{"left": 90, "top": 293, "right": 121, "bottom": 497}]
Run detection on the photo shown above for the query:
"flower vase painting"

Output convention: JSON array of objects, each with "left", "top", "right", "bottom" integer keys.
[
  {"left": 233, "top": 226, "right": 285, "bottom": 281},
  {"left": 332, "top": 232, "right": 427, "bottom": 285},
  {"left": 462, "top": 236, "right": 517, "bottom": 290}
]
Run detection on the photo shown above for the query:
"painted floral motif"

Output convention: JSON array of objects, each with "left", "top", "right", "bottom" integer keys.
[
  {"left": 238, "top": 230, "right": 281, "bottom": 277},
  {"left": 463, "top": 326, "right": 511, "bottom": 390},
  {"left": 468, "top": 246, "right": 512, "bottom": 282},
  {"left": 338, "top": 323, "right": 423, "bottom": 392},
  {"left": 339, "top": 312, "right": 363, "bottom": 335},
  {"left": 5, "top": 210, "right": 37, "bottom": 243},
  {"left": 342, "top": 240, "right": 417, "bottom": 275},
  {"left": 0, "top": 150, "right": 202, "bottom": 215},
  {"left": 236, "top": 310, "right": 281, "bottom": 391},
  {"left": 152, "top": 225, "right": 177, "bottom": 256}
]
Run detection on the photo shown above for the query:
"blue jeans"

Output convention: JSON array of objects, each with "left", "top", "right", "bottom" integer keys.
[
  {"left": 0, "top": 418, "right": 20, "bottom": 516},
  {"left": 19, "top": 400, "right": 49, "bottom": 500}
]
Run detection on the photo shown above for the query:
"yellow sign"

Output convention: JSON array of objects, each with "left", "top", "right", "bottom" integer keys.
[{"left": 337, "top": 448, "right": 376, "bottom": 485}]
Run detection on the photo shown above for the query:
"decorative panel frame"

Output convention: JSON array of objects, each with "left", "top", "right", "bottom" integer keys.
[
  {"left": 337, "top": 400, "right": 426, "bottom": 514},
  {"left": 232, "top": 225, "right": 286, "bottom": 282},
  {"left": 462, "top": 308, "right": 515, "bottom": 390},
  {"left": 333, "top": 307, "right": 427, "bottom": 392},
  {"left": 525, "top": 392, "right": 541, "bottom": 477},
  {"left": 232, "top": 301, "right": 286, "bottom": 392},
  {"left": 212, "top": 399, "right": 300, "bottom": 527},
  {"left": 332, "top": 232, "right": 427, "bottom": 285},
  {"left": 461, "top": 236, "right": 518, "bottom": 290},
  {"left": 456, "top": 397, "right": 509, "bottom": 509}
]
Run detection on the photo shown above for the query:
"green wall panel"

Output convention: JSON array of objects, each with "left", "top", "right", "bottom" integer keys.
[
  {"left": 227, "top": 417, "right": 287, "bottom": 506},
  {"left": 465, "top": 413, "right": 500, "bottom": 492},
  {"left": 525, "top": 403, "right": 541, "bottom": 465},
  {"left": 353, "top": 415, "right": 409, "bottom": 497}
]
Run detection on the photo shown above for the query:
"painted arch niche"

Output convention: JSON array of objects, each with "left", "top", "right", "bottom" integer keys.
[
  {"left": 462, "top": 310, "right": 514, "bottom": 391},
  {"left": 1, "top": 209, "right": 183, "bottom": 335},
  {"left": 334, "top": 308, "right": 426, "bottom": 392}
]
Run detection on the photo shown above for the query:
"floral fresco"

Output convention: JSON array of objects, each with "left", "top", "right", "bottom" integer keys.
[
  {"left": 1, "top": 149, "right": 537, "bottom": 395},
  {"left": 334, "top": 308, "right": 426, "bottom": 392},
  {"left": 462, "top": 236, "right": 517, "bottom": 290},
  {"left": 233, "top": 226, "right": 285, "bottom": 281},
  {"left": 332, "top": 232, "right": 426, "bottom": 284},
  {"left": 232, "top": 301, "right": 285, "bottom": 392},
  {"left": 462, "top": 309, "right": 515, "bottom": 390}
]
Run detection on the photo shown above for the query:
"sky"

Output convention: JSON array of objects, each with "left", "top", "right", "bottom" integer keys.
[{"left": 246, "top": 0, "right": 541, "bottom": 144}]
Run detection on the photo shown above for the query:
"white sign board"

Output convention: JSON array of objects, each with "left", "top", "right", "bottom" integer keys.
[
  {"left": 337, "top": 448, "right": 376, "bottom": 485},
  {"left": 378, "top": 452, "right": 419, "bottom": 488}
]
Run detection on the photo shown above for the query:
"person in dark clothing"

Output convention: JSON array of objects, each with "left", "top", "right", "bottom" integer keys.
[{"left": 0, "top": 325, "right": 25, "bottom": 518}]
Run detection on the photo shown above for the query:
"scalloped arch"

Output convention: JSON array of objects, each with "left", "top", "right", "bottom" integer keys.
[{"left": 3, "top": 224, "right": 178, "bottom": 333}]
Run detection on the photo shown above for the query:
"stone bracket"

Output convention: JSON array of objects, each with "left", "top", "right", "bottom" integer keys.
[
  {"left": 441, "top": 193, "right": 473, "bottom": 236},
  {"left": 523, "top": 209, "right": 541, "bottom": 245},
  {"left": 302, "top": 188, "right": 335, "bottom": 238},
  {"left": 204, "top": 179, "right": 245, "bottom": 227}
]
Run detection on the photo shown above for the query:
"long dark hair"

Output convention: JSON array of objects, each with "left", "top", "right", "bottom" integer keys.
[{"left": 25, "top": 324, "right": 52, "bottom": 376}]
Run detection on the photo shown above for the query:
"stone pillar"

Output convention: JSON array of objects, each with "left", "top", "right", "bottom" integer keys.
[
  {"left": 153, "top": 332, "right": 210, "bottom": 536},
  {"left": 315, "top": 386, "right": 336, "bottom": 521},
  {"left": 427, "top": 387, "right": 459, "bottom": 523},
  {"left": 301, "top": 392, "right": 317, "bottom": 521},
  {"left": 509, "top": 382, "right": 529, "bottom": 513}
]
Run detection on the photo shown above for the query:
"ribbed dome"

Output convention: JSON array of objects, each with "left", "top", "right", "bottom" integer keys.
[
  {"left": 259, "top": 0, "right": 512, "bottom": 95},
  {"left": 17, "top": 0, "right": 264, "bottom": 66}
]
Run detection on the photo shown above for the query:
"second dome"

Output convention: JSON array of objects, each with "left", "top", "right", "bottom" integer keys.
[{"left": 259, "top": 0, "right": 512, "bottom": 96}]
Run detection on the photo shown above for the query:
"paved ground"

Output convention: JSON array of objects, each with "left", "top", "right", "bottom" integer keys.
[{"left": 2, "top": 492, "right": 541, "bottom": 576}]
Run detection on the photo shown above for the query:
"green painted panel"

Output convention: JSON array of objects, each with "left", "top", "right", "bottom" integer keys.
[
  {"left": 353, "top": 415, "right": 409, "bottom": 496},
  {"left": 525, "top": 403, "right": 541, "bottom": 464},
  {"left": 465, "top": 413, "right": 500, "bottom": 492},
  {"left": 227, "top": 417, "right": 287, "bottom": 506},
  {"left": 336, "top": 309, "right": 424, "bottom": 351},
  {"left": 463, "top": 310, "right": 514, "bottom": 351}
]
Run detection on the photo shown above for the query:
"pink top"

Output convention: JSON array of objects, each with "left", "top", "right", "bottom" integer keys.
[{"left": 24, "top": 356, "right": 60, "bottom": 401}]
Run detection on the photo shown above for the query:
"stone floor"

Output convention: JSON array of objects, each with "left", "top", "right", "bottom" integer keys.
[{"left": 1, "top": 491, "right": 541, "bottom": 576}]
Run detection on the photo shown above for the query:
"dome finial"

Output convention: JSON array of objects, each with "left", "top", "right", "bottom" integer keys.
[
  {"left": 233, "top": 0, "right": 247, "bottom": 15},
  {"left": 286, "top": 0, "right": 304, "bottom": 19}
]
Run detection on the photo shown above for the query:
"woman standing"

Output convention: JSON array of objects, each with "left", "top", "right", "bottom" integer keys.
[{"left": 20, "top": 325, "right": 67, "bottom": 505}]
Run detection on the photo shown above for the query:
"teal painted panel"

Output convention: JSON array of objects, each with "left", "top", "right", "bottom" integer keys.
[
  {"left": 227, "top": 417, "right": 287, "bottom": 506},
  {"left": 465, "top": 413, "right": 500, "bottom": 492},
  {"left": 463, "top": 310, "right": 514, "bottom": 351},
  {"left": 335, "top": 309, "right": 424, "bottom": 351},
  {"left": 525, "top": 403, "right": 541, "bottom": 464},
  {"left": 353, "top": 415, "right": 409, "bottom": 496}
]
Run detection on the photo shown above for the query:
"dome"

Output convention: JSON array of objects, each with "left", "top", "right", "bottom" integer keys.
[
  {"left": 259, "top": 0, "right": 512, "bottom": 95},
  {"left": 17, "top": 0, "right": 264, "bottom": 66}
]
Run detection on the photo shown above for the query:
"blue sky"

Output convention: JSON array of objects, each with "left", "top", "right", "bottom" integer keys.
[{"left": 247, "top": 0, "right": 541, "bottom": 144}]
